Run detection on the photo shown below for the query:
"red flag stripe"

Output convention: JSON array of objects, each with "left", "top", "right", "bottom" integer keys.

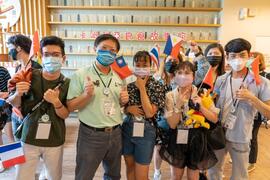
[
  {"left": 203, "top": 66, "right": 214, "bottom": 90},
  {"left": 2, "top": 155, "right": 26, "bottom": 168},
  {"left": 251, "top": 56, "right": 261, "bottom": 85}
]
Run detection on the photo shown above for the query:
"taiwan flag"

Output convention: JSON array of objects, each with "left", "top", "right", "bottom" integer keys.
[
  {"left": 163, "top": 34, "right": 183, "bottom": 59},
  {"left": 111, "top": 56, "right": 132, "bottom": 80}
]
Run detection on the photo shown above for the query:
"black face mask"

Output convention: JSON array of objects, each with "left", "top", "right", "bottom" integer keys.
[
  {"left": 206, "top": 56, "right": 222, "bottom": 67},
  {"left": 8, "top": 48, "right": 18, "bottom": 61}
]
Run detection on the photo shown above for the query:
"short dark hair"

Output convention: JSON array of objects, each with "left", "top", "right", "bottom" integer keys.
[
  {"left": 133, "top": 50, "right": 152, "bottom": 66},
  {"left": 224, "top": 38, "right": 251, "bottom": 54},
  {"left": 40, "top": 36, "right": 65, "bottom": 55},
  {"left": 175, "top": 61, "right": 196, "bottom": 75},
  {"left": 205, "top": 43, "right": 225, "bottom": 76},
  {"left": 7, "top": 34, "right": 32, "bottom": 54},
  {"left": 94, "top": 34, "right": 120, "bottom": 52}
]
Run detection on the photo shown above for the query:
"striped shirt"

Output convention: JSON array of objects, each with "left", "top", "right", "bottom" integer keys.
[{"left": 0, "top": 66, "right": 11, "bottom": 92}]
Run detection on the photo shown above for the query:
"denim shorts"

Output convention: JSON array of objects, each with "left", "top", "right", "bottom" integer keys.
[{"left": 122, "top": 116, "right": 156, "bottom": 165}]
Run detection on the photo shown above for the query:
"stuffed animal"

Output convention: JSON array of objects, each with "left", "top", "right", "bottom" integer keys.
[{"left": 184, "top": 90, "right": 215, "bottom": 129}]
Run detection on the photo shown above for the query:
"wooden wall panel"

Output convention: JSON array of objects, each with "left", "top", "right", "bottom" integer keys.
[{"left": 0, "top": 0, "right": 49, "bottom": 54}]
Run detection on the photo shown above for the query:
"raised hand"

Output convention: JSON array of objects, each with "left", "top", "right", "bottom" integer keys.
[
  {"left": 120, "top": 85, "right": 129, "bottom": 106},
  {"left": 16, "top": 81, "right": 31, "bottom": 96},
  {"left": 135, "top": 76, "right": 149, "bottom": 91},
  {"left": 84, "top": 76, "right": 94, "bottom": 97},
  {"left": 44, "top": 87, "right": 60, "bottom": 105}
]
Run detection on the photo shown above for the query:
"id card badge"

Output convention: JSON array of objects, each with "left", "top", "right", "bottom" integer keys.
[
  {"left": 36, "top": 122, "right": 51, "bottom": 139},
  {"left": 36, "top": 113, "right": 51, "bottom": 139},
  {"left": 177, "top": 129, "right": 189, "bottom": 144},
  {"left": 224, "top": 113, "right": 237, "bottom": 130},
  {"left": 133, "top": 121, "right": 145, "bottom": 137},
  {"left": 103, "top": 98, "right": 116, "bottom": 117}
]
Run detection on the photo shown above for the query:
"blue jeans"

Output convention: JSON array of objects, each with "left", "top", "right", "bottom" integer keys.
[{"left": 11, "top": 112, "right": 22, "bottom": 141}]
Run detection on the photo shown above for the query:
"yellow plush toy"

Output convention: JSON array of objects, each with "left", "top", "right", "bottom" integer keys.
[{"left": 184, "top": 90, "right": 215, "bottom": 129}]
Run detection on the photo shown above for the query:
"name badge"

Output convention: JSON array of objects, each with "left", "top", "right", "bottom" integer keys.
[
  {"left": 36, "top": 122, "right": 51, "bottom": 139},
  {"left": 133, "top": 121, "right": 145, "bottom": 137},
  {"left": 224, "top": 113, "right": 237, "bottom": 130},
  {"left": 103, "top": 98, "right": 116, "bottom": 117},
  {"left": 177, "top": 129, "right": 189, "bottom": 144}
]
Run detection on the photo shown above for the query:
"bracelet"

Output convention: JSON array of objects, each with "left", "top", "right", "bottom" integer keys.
[{"left": 55, "top": 104, "right": 64, "bottom": 109}]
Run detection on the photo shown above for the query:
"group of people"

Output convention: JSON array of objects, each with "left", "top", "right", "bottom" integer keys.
[{"left": 0, "top": 33, "right": 269, "bottom": 180}]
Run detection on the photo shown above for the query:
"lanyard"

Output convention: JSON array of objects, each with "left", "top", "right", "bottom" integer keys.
[
  {"left": 229, "top": 70, "right": 248, "bottom": 107},
  {"left": 93, "top": 65, "right": 112, "bottom": 92}
]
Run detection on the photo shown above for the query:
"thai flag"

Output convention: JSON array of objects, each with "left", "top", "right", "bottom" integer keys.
[
  {"left": 111, "top": 56, "right": 132, "bottom": 80},
  {"left": 0, "top": 142, "right": 26, "bottom": 168},
  {"left": 163, "top": 34, "right": 183, "bottom": 59},
  {"left": 149, "top": 46, "right": 160, "bottom": 68}
]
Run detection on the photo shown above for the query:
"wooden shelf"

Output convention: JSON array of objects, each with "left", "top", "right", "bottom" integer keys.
[
  {"left": 47, "top": 5, "right": 222, "bottom": 12},
  {"left": 48, "top": 22, "right": 221, "bottom": 27},
  {"left": 61, "top": 37, "right": 219, "bottom": 43}
]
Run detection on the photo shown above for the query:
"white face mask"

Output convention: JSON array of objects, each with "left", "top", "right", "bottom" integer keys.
[
  {"left": 229, "top": 58, "right": 246, "bottom": 72},
  {"left": 133, "top": 67, "right": 151, "bottom": 77}
]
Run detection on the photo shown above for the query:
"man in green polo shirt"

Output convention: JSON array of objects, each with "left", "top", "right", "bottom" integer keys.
[{"left": 67, "top": 34, "right": 129, "bottom": 180}]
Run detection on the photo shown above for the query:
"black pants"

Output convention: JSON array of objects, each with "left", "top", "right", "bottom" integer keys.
[{"left": 249, "top": 120, "right": 262, "bottom": 164}]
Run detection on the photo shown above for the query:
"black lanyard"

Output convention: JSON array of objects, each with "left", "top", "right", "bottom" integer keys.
[
  {"left": 93, "top": 65, "right": 112, "bottom": 89},
  {"left": 229, "top": 70, "right": 248, "bottom": 106}
]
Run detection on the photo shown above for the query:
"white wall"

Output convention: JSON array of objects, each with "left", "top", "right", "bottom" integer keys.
[{"left": 219, "top": 0, "right": 270, "bottom": 49}]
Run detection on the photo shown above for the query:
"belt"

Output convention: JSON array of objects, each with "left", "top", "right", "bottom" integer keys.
[{"left": 80, "top": 121, "right": 120, "bottom": 133}]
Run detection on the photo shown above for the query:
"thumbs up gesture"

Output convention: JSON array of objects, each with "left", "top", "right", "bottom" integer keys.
[
  {"left": 44, "top": 87, "right": 60, "bottom": 105},
  {"left": 120, "top": 85, "right": 129, "bottom": 106},
  {"left": 84, "top": 76, "right": 94, "bottom": 97}
]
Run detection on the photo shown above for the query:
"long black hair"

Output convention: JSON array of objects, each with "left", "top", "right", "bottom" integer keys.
[{"left": 205, "top": 43, "right": 225, "bottom": 76}]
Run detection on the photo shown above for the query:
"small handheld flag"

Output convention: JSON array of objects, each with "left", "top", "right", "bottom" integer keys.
[
  {"left": 111, "top": 56, "right": 132, "bottom": 80},
  {"left": 29, "top": 30, "right": 42, "bottom": 65},
  {"left": 246, "top": 56, "right": 261, "bottom": 85},
  {"left": 163, "top": 34, "right": 183, "bottom": 59},
  {"left": 0, "top": 142, "right": 26, "bottom": 168},
  {"left": 149, "top": 45, "right": 160, "bottom": 68},
  {"left": 198, "top": 66, "right": 214, "bottom": 92}
]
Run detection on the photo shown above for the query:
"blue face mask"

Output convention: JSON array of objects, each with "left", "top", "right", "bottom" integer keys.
[
  {"left": 96, "top": 49, "right": 116, "bottom": 66},
  {"left": 8, "top": 48, "right": 18, "bottom": 60},
  {"left": 165, "top": 61, "right": 172, "bottom": 72},
  {"left": 42, "top": 56, "right": 62, "bottom": 73}
]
